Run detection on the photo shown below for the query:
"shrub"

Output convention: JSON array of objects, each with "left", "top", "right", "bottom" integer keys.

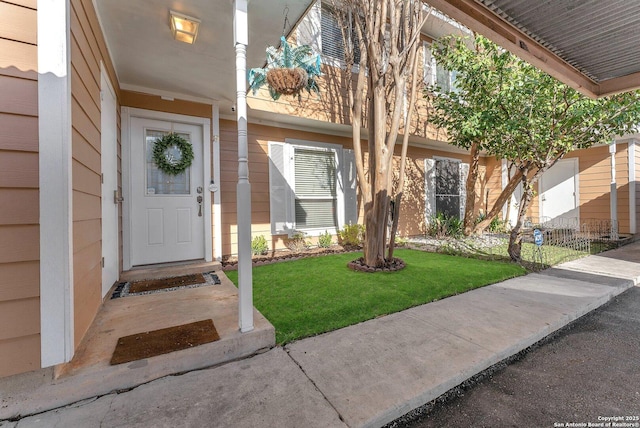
[
  {"left": 337, "top": 223, "right": 364, "bottom": 247},
  {"left": 318, "top": 230, "right": 333, "bottom": 248},
  {"left": 427, "top": 213, "right": 462, "bottom": 239},
  {"left": 285, "top": 232, "right": 310, "bottom": 253},
  {"left": 251, "top": 235, "right": 268, "bottom": 256}
]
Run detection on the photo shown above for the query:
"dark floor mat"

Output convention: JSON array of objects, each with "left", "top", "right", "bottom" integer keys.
[
  {"left": 110, "top": 319, "right": 220, "bottom": 365},
  {"left": 128, "top": 273, "right": 206, "bottom": 294}
]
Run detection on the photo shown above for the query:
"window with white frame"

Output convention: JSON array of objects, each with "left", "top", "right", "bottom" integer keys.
[
  {"left": 294, "top": 147, "right": 338, "bottom": 229},
  {"left": 268, "top": 140, "right": 358, "bottom": 236},
  {"left": 424, "top": 42, "right": 458, "bottom": 93},
  {"left": 320, "top": 2, "right": 361, "bottom": 64},
  {"left": 425, "top": 157, "right": 468, "bottom": 221}
]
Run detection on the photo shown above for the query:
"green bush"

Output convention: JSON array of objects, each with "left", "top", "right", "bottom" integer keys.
[
  {"left": 285, "top": 232, "right": 310, "bottom": 253},
  {"left": 337, "top": 223, "right": 364, "bottom": 247},
  {"left": 318, "top": 230, "right": 333, "bottom": 248},
  {"left": 251, "top": 235, "right": 269, "bottom": 255},
  {"left": 427, "top": 213, "right": 462, "bottom": 238}
]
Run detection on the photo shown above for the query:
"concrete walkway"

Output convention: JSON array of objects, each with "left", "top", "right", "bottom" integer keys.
[{"left": 4, "top": 242, "right": 640, "bottom": 428}]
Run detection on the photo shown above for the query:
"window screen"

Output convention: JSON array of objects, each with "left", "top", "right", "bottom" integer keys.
[
  {"left": 321, "top": 4, "right": 361, "bottom": 64},
  {"left": 294, "top": 148, "right": 338, "bottom": 229},
  {"left": 435, "top": 159, "right": 460, "bottom": 219}
]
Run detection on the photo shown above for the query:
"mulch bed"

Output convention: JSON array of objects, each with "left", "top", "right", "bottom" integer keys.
[
  {"left": 110, "top": 319, "right": 220, "bottom": 365},
  {"left": 221, "top": 245, "right": 361, "bottom": 270}
]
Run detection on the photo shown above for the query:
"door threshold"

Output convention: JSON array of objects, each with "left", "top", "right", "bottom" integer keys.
[{"left": 121, "top": 260, "right": 222, "bottom": 282}]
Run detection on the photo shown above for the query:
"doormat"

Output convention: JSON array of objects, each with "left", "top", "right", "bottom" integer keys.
[
  {"left": 111, "top": 272, "right": 221, "bottom": 299},
  {"left": 110, "top": 319, "right": 220, "bottom": 365}
]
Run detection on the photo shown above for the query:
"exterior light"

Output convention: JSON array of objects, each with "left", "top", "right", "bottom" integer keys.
[{"left": 170, "top": 10, "right": 200, "bottom": 44}]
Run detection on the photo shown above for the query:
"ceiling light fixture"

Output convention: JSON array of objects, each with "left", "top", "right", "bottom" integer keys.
[{"left": 169, "top": 10, "right": 200, "bottom": 44}]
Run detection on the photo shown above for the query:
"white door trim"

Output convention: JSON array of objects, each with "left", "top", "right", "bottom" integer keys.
[
  {"left": 38, "top": 0, "right": 75, "bottom": 367},
  {"left": 122, "top": 107, "right": 212, "bottom": 270}
]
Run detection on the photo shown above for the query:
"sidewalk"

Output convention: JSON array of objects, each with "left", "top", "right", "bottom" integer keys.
[{"left": 4, "top": 242, "right": 640, "bottom": 428}]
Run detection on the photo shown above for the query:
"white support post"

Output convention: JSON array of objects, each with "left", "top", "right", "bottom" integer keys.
[
  {"left": 212, "top": 104, "right": 223, "bottom": 260},
  {"left": 38, "top": 0, "right": 75, "bottom": 366},
  {"left": 234, "top": 0, "right": 254, "bottom": 333},
  {"left": 610, "top": 142, "right": 618, "bottom": 239},
  {"left": 629, "top": 140, "right": 637, "bottom": 234}
]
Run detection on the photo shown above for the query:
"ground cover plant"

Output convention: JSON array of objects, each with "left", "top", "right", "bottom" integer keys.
[{"left": 225, "top": 249, "right": 525, "bottom": 344}]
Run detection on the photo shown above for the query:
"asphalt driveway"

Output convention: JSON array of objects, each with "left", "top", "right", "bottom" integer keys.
[{"left": 392, "top": 287, "right": 640, "bottom": 428}]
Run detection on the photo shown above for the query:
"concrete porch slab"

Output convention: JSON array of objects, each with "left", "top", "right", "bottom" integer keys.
[{"left": 0, "top": 272, "right": 274, "bottom": 420}]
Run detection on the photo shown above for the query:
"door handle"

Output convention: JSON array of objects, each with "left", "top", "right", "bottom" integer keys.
[
  {"left": 197, "top": 195, "right": 203, "bottom": 217},
  {"left": 114, "top": 190, "right": 124, "bottom": 204}
]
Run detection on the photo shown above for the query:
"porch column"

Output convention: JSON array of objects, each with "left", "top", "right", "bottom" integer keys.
[
  {"left": 234, "top": 0, "right": 254, "bottom": 332},
  {"left": 610, "top": 142, "right": 618, "bottom": 239}
]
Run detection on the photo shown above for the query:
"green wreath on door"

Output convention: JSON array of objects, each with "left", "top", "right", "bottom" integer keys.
[{"left": 152, "top": 133, "right": 194, "bottom": 176}]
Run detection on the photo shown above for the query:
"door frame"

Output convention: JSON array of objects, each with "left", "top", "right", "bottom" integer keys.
[
  {"left": 539, "top": 157, "right": 580, "bottom": 223},
  {"left": 100, "top": 63, "right": 119, "bottom": 296},
  {"left": 121, "top": 107, "right": 213, "bottom": 270}
]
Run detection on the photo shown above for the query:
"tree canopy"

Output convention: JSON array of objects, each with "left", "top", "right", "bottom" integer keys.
[{"left": 427, "top": 34, "right": 640, "bottom": 260}]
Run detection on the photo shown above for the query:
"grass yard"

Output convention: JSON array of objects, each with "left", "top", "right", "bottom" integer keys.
[{"left": 225, "top": 248, "right": 525, "bottom": 345}]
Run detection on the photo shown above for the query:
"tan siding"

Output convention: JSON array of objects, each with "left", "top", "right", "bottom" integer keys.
[
  {"left": 0, "top": 151, "right": 38, "bottom": 187},
  {"left": 566, "top": 146, "right": 612, "bottom": 222},
  {"left": 0, "top": 261, "right": 39, "bottom": 301},
  {"left": 0, "top": 38, "right": 37, "bottom": 80},
  {"left": 0, "top": 188, "right": 38, "bottom": 224},
  {"left": 69, "top": 0, "right": 121, "bottom": 347},
  {"left": 121, "top": 91, "right": 211, "bottom": 118},
  {"left": 0, "top": 75, "right": 38, "bottom": 116},
  {"left": 0, "top": 0, "right": 40, "bottom": 377},
  {"left": 0, "top": 297, "right": 39, "bottom": 340},
  {"left": 0, "top": 334, "right": 40, "bottom": 377},
  {"left": 0, "top": 114, "right": 38, "bottom": 151},
  {"left": 0, "top": 2, "right": 36, "bottom": 45},
  {"left": 0, "top": 225, "right": 38, "bottom": 264}
]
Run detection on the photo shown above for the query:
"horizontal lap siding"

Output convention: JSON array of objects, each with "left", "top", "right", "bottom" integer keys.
[
  {"left": 0, "top": 0, "right": 40, "bottom": 377},
  {"left": 567, "top": 146, "right": 613, "bottom": 223},
  {"left": 70, "top": 0, "right": 120, "bottom": 347}
]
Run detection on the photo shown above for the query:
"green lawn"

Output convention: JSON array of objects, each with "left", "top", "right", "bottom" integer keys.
[{"left": 225, "top": 248, "right": 526, "bottom": 345}]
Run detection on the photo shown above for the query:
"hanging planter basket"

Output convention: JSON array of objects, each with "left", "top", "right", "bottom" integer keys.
[
  {"left": 248, "top": 36, "right": 321, "bottom": 101},
  {"left": 266, "top": 67, "right": 308, "bottom": 96}
]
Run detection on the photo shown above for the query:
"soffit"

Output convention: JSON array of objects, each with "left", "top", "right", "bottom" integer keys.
[{"left": 96, "top": 0, "right": 312, "bottom": 110}]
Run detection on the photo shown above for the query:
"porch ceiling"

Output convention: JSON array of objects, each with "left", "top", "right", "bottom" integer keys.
[
  {"left": 96, "top": 0, "right": 312, "bottom": 111},
  {"left": 426, "top": 0, "right": 640, "bottom": 98}
]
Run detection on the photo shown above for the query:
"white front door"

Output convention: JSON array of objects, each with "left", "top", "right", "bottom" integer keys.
[
  {"left": 540, "top": 158, "right": 579, "bottom": 223},
  {"left": 101, "top": 69, "right": 118, "bottom": 296},
  {"left": 130, "top": 118, "right": 205, "bottom": 266}
]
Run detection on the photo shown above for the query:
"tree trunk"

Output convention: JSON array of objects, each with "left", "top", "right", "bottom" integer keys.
[
  {"left": 473, "top": 167, "right": 525, "bottom": 233},
  {"left": 507, "top": 178, "right": 534, "bottom": 262},
  {"left": 363, "top": 86, "right": 392, "bottom": 267},
  {"left": 463, "top": 141, "right": 480, "bottom": 235}
]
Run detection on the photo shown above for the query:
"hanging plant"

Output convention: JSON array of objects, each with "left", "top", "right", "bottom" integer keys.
[
  {"left": 152, "top": 133, "right": 194, "bottom": 176},
  {"left": 248, "top": 36, "right": 322, "bottom": 100}
]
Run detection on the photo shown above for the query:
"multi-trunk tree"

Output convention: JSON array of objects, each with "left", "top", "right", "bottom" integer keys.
[
  {"left": 327, "top": 0, "right": 429, "bottom": 268},
  {"left": 427, "top": 35, "right": 640, "bottom": 261}
]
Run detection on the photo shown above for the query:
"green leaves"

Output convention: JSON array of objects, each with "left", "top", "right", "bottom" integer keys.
[{"left": 427, "top": 34, "right": 640, "bottom": 163}]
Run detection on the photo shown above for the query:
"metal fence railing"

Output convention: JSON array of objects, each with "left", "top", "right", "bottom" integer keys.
[{"left": 411, "top": 216, "right": 630, "bottom": 271}]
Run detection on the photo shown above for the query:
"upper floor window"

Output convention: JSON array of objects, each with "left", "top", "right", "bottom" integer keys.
[
  {"left": 424, "top": 42, "right": 458, "bottom": 93},
  {"left": 320, "top": 3, "right": 361, "bottom": 65}
]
